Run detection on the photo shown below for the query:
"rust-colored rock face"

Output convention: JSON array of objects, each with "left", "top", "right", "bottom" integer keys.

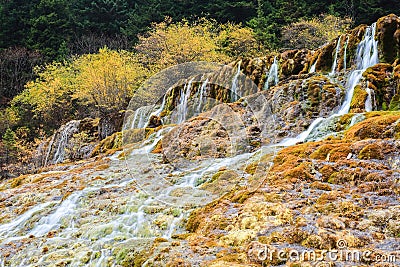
[{"left": 3, "top": 14, "right": 400, "bottom": 267}]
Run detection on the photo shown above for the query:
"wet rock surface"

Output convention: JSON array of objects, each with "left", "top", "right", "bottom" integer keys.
[{"left": 1, "top": 14, "right": 400, "bottom": 267}]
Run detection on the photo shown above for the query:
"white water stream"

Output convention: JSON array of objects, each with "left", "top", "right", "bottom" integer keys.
[{"left": 279, "top": 23, "right": 379, "bottom": 146}]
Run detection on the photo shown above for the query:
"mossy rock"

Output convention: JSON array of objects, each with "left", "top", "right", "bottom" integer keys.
[
  {"left": 310, "top": 181, "right": 332, "bottom": 191},
  {"left": 282, "top": 163, "right": 313, "bottom": 183},
  {"left": 91, "top": 132, "right": 122, "bottom": 156},
  {"left": 358, "top": 143, "right": 384, "bottom": 160},
  {"left": 314, "top": 41, "right": 335, "bottom": 73},
  {"left": 363, "top": 63, "right": 395, "bottom": 110},
  {"left": 389, "top": 93, "right": 400, "bottom": 111},
  {"left": 345, "top": 112, "right": 400, "bottom": 140},
  {"left": 319, "top": 165, "right": 337, "bottom": 182},
  {"left": 328, "top": 169, "right": 368, "bottom": 185},
  {"left": 350, "top": 85, "right": 368, "bottom": 112},
  {"left": 115, "top": 246, "right": 151, "bottom": 267}
]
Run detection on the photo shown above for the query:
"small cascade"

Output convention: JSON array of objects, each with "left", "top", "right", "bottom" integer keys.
[
  {"left": 146, "top": 86, "right": 173, "bottom": 125},
  {"left": 309, "top": 60, "right": 317, "bottom": 73},
  {"left": 264, "top": 56, "right": 279, "bottom": 90},
  {"left": 279, "top": 23, "right": 379, "bottom": 146},
  {"left": 337, "top": 22, "right": 378, "bottom": 115},
  {"left": 197, "top": 77, "right": 209, "bottom": 113},
  {"left": 343, "top": 36, "right": 349, "bottom": 71},
  {"left": 349, "top": 113, "right": 366, "bottom": 127},
  {"left": 164, "top": 213, "right": 184, "bottom": 239},
  {"left": 329, "top": 36, "right": 342, "bottom": 76},
  {"left": 177, "top": 77, "right": 194, "bottom": 124},
  {"left": 230, "top": 61, "right": 241, "bottom": 101},
  {"left": 0, "top": 202, "right": 55, "bottom": 238},
  {"left": 130, "top": 105, "right": 155, "bottom": 129},
  {"left": 29, "top": 191, "right": 83, "bottom": 237},
  {"left": 279, "top": 118, "right": 325, "bottom": 146},
  {"left": 365, "top": 87, "right": 373, "bottom": 112},
  {"left": 357, "top": 23, "right": 379, "bottom": 70},
  {"left": 44, "top": 120, "right": 81, "bottom": 166},
  {"left": 130, "top": 127, "right": 171, "bottom": 155}
]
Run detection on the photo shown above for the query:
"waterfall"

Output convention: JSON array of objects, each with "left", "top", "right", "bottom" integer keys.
[
  {"left": 130, "top": 106, "right": 155, "bottom": 129},
  {"left": 365, "top": 86, "right": 373, "bottom": 112},
  {"left": 357, "top": 23, "right": 379, "bottom": 70},
  {"left": 177, "top": 78, "right": 194, "bottom": 124},
  {"left": 329, "top": 36, "right": 342, "bottom": 76},
  {"left": 197, "top": 77, "right": 208, "bottom": 113},
  {"left": 144, "top": 86, "right": 173, "bottom": 127},
  {"left": 264, "top": 56, "right": 279, "bottom": 90},
  {"left": 230, "top": 61, "right": 241, "bottom": 101},
  {"left": 279, "top": 118, "right": 326, "bottom": 146},
  {"left": 278, "top": 23, "right": 379, "bottom": 146},
  {"left": 309, "top": 60, "right": 317, "bottom": 73},
  {"left": 337, "top": 22, "right": 378, "bottom": 115},
  {"left": 44, "top": 120, "right": 81, "bottom": 165},
  {"left": 343, "top": 36, "right": 349, "bottom": 71}
]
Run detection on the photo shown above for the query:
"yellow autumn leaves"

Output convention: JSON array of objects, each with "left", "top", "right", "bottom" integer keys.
[{"left": 12, "top": 19, "right": 261, "bottom": 123}]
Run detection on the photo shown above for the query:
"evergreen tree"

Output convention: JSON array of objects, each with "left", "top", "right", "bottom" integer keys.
[{"left": 1, "top": 128, "right": 17, "bottom": 165}]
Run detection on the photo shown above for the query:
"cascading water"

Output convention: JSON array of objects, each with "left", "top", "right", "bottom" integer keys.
[
  {"left": 129, "top": 106, "right": 155, "bottom": 129},
  {"left": 279, "top": 23, "right": 379, "bottom": 146},
  {"left": 44, "top": 120, "right": 81, "bottom": 165},
  {"left": 329, "top": 36, "right": 342, "bottom": 76},
  {"left": 264, "top": 56, "right": 279, "bottom": 90},
  {"left": 29, "top": 191, "right": 84, "bottom": 237},
  {"left": 0, "top": 202, "right": 56, "bottom": 238},
  {"left": 177, "top": 77, "right": 194, "bottom": 124},
  {"left": 230, "top": 61, "right": 241, "bottom": 101},
  {"left": 197, "top": 77, "right": 208, "bottom": 113},
  {"left": 152, "top": 87, "right": 174, "bottom": 118},
  {"left": 365, "top": 87, "right": 373, "bottom": 112},
  {"left": 337, "top": 22, "right": 378, "bottom": 115},
  {"left": 0, "top": 124, "right": 278, "bottom": 266},
  {"left": 343, "top": 36, "right": 349, "bottom": 71},
  {"left": 309, "top": 60, "right": 317, "bottom": 73},
  {"left": 0, "top": 20, "right": 388, "bottom": 267}
]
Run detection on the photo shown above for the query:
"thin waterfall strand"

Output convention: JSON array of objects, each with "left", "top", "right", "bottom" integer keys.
[
  {"left": 309, "top": 60, "right": 317, "bottom": 73},
  {"left": 231, "top": 61, "right": 241, "bottom": 101},
  {"left": 343, "top": 36, "right": 349, "bottom": 71},
  {"left": 130, "top": 106, "right": 155, "bottom": 129},
  {"left": 329, "top": 36, "right": 342, "bottom": 76},
  {"left": 177, "top": 77, "right": 194, "bottom": 123},
  {"left": 338, "top": 22, "right": 378, "bottom": 115},
  {"left": 264, "top": 56, "right": 279, "bottom": 90},
  {"left": 197, "top": 77, "right": 208, "bottom": 113},
  {"left": 365, "top": 82, "right": 373, "bottom": 112}
]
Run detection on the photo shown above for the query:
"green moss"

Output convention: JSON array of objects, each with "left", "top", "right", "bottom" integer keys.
[
  {"left": 231, "top": 190, "right": 252, "bottom": 203},
  {"left": 389, "top": 94, "right": 400, "bottom": 111},
  {"left": 336, "top": 113, "right": 354, "bottom": 131},
  {"left": 115, "top": 247, "right": 149, "bottom": 267}
]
